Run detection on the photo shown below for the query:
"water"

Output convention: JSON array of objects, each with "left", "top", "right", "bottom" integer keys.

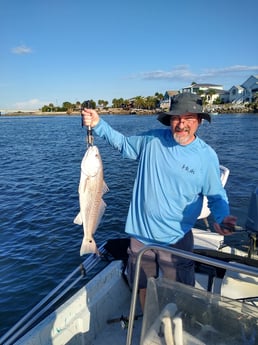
[{"left": 0, "top": 113, "right": 258, "bottom": 336}]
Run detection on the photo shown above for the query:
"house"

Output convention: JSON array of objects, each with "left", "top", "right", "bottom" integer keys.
[
  {"left": 228, "top": 75, "right": 258, "bottom": 104},
  {"left": 229, "top": 85, "right": 245, "bottom": 103},
  {"left": 161, "top": 75, "right": 258, "bottom": 108},
  {"left": 182, "top": 83, "right": 223, "bottom": 94},
  {"left": 217, "top": 90, "right": 230, "bottom": 104},
  {"left": 159, "top": 90, "right": 179, "bottom": 109},
  {"left": 241, "top": 75, "right": 258, "bottom": 102},
  {"left": 182, "top": 83, "right": 224, "bottom": 105}
]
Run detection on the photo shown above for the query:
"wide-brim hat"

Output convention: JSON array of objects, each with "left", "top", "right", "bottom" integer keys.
[{"left": 157, "top": 93, "right": 211, "bottom": 126}]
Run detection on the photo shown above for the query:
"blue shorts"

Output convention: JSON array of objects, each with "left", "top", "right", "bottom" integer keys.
[{"left": 126, "top": 231, "right": 195, "bottom": 289}]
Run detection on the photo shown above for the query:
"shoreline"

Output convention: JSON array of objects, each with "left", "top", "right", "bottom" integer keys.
[
  {"left": 2, "top": 106, "right": 257, "bottom": 117},
  {"left": 1, "top": 108, "right": 158, "bottom": 116}
]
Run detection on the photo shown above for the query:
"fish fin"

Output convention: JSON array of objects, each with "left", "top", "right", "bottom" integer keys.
[
  {"left": 102, "top": 181, "right": 109, "bottom": 195},
  {"left": 74, "top": 212, "right": 83, "bottom": 225},
  {"left": 80, "top": 237, "right": 99, "bottom": 256}
]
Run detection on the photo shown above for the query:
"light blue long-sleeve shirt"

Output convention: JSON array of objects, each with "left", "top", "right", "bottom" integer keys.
[{"left": 94, "top": 118, "right": 229, "bottom": 244}]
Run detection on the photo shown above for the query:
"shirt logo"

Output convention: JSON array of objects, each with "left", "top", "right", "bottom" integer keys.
[{"left": 182, "top": 164, "right": 195, "bottom": 174}]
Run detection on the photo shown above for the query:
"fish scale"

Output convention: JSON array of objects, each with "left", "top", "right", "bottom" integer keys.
[{"left": 74, "top": 145, "right": 109, "bottom": 255}]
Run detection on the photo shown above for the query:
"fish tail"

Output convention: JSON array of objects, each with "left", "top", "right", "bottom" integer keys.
[{"left": 80, "top": 237, "right": 99, "bottom": 256}]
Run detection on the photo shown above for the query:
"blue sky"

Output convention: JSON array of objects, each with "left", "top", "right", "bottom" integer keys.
[{"left": 1, "top": 0, "right": 258, "bottom": 111}]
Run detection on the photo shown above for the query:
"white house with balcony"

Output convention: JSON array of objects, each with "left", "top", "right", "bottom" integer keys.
[
  {"left": 182, "top": 83, "right": 223, "bottom": 94},
  {"left": 182, "top": 83, "right": 224, "bottom": 105},
  {"left": 161, "top": 75, "right": 258, "bottom": 108}
]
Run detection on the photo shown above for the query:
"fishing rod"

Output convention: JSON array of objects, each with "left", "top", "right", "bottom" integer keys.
[
  {"left": 219, "top": 223, "right": 245, "bottom": 232},
  {"left": 81, "top": 100, "right": 94, "bottom": 146}
]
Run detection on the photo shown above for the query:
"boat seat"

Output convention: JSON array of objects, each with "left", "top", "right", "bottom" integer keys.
[
  {"left": 221, "top": 261, "right": 258, "bottom": 303},
  {"left": 198, "top": 165, "right": 230, "bottom": 230}
]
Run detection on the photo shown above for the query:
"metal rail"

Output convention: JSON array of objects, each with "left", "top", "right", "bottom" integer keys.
[{"left": 126, "top": 244, "right": 258, "bottom": 345}]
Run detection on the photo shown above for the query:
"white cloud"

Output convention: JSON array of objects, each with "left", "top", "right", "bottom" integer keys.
[
  {"left": 204, "top": 65, "right": 258, "bottom": 74},
  {"left": 14, "top": 99, "right": 45, "bottom": 111},
  {"left": 135, "top": 65, "right": 258, "bottom": 82},
  {"left": 138, "top": 65, "right": 195, "bottom": 80},
  {"left": 12, "top": 45, "right": 32, "bottom": 55}
]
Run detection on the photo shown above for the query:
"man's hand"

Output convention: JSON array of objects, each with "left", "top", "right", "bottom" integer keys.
[
  {"left": 81, "top": 108, "right": 100, "bottom": 128},
  {"left": 213, "top": 215, "right": 238, "bottom": 235}
]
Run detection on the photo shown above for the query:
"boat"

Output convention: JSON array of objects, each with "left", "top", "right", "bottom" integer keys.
[
  {"left": 206, "top": 108, "right": 219, "bottom": 115},
  {"left": 1, "top": 185, "right": 258, "bottom": 345}
]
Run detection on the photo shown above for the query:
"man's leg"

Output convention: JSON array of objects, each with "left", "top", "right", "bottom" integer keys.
[
  {"left": 158, "top": 231, "right": 195, "bottom": 286},
  {"left": 126, "top": 238, "right": 157, "bottom": 311}
]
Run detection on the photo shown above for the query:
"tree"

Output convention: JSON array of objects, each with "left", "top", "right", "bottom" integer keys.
[
  {"left": 75, "top": 101, "right": 81, "bottom": 110},
  {"left": 145, "top": 96, "right": 156, "bottom": 110},
  {"left": 62, "top": 101, "right": 73, "bottom": 111},
  {"left": 98, "top": 99, "right": 109, "bottom": 107},
  {"left": 154, "top": 93, "right": 164, "bottom": 108},
  {"left": 155, "top": 92, "right": 164, "bottom": 100},
  {"left": 112, "top": 98, "right": 124, "bottom": 108},
  {"left": 41, "top": 105, "right": 51, "bottom": 112},
  {"left": 134, "top": 96, "right": 145, "bottom": 109}
]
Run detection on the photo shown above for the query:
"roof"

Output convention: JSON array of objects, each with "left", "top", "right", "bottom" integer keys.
[
  {"left": 165, "top": 90, "right": 179, "bottom": 97},
  {"left": 213, "top": 89, "right": 229, "bottom": 95},
  {"left": 229, "top": 85, "right": 244, "bottom": 91},
  {"left": 186, "top": 83, "right": 223, "bottom": 88}
]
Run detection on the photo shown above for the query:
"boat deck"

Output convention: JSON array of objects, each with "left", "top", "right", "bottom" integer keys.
[
  {"left": 2, "top": 231, "right": 258, "bottom": 345},
  {"left": 93, "top": 314, "right": 142, "bottom": 345}
]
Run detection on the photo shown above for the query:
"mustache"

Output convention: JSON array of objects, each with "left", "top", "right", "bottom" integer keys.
[{"left": 175, "top": 126, "right": 190, "bottom": 132}]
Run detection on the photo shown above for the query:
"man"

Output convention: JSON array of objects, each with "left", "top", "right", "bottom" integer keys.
[{"left": 82, "top": 92, "right": 236, "bottom": 310}]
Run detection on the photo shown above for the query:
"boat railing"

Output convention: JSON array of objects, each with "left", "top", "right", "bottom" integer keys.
[{"left": 126, "top": 244, "right": 258, "bottom": 345}]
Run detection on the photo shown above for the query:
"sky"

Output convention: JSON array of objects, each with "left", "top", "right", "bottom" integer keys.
[{"left": 1, "top": 0, "right": 258, "bottom": 111}]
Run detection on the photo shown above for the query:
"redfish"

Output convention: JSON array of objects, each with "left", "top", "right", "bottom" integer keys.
[{"left": 74, "top": 146, "right": 108, "bottom": 255}]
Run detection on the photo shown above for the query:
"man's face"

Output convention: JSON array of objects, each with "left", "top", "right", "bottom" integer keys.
[{"left": 170, "top": 113, "right": 201, "bottom": 145}]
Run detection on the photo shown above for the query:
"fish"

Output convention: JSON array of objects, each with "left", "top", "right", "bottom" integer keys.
[{"left": 74, "top": 145, "right": 109, "bottom": 256}]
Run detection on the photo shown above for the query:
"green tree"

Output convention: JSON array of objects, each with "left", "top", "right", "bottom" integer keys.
[
  {"left": 42, "top": 105, "right": 51, "bottom": 112},
  {"left": 134, "top": 96, "right": 144, "bottom": 109},
  {"left": 62, "top": 101, "right": 73, "bottom": 111},
  {"left": 98, "top": 99, "right": 109, "bottom": 107},
  {"left": 112, "top": 98, "right": 124, "bottom": 108},
  {"left": 75, "top": 101, "right": 81, "bottom": 110},
  {"left": 145, "top": 96, "right": 156, "bottom": 109},
  {"left": 155, "top": 92, "right": 164, "bottom": 100}
]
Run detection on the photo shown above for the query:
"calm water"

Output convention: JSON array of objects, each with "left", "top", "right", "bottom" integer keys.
[{"left": 0, "top": 113, "right": 258, "bottom": 336}]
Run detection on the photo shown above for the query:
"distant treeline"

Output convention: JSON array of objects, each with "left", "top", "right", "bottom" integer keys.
[
  {"left": 41, "top": 93, "right": 165, "bottom": 113},
  {"left": 41, "top": 91, "right": 258, "bottom": 114}
]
